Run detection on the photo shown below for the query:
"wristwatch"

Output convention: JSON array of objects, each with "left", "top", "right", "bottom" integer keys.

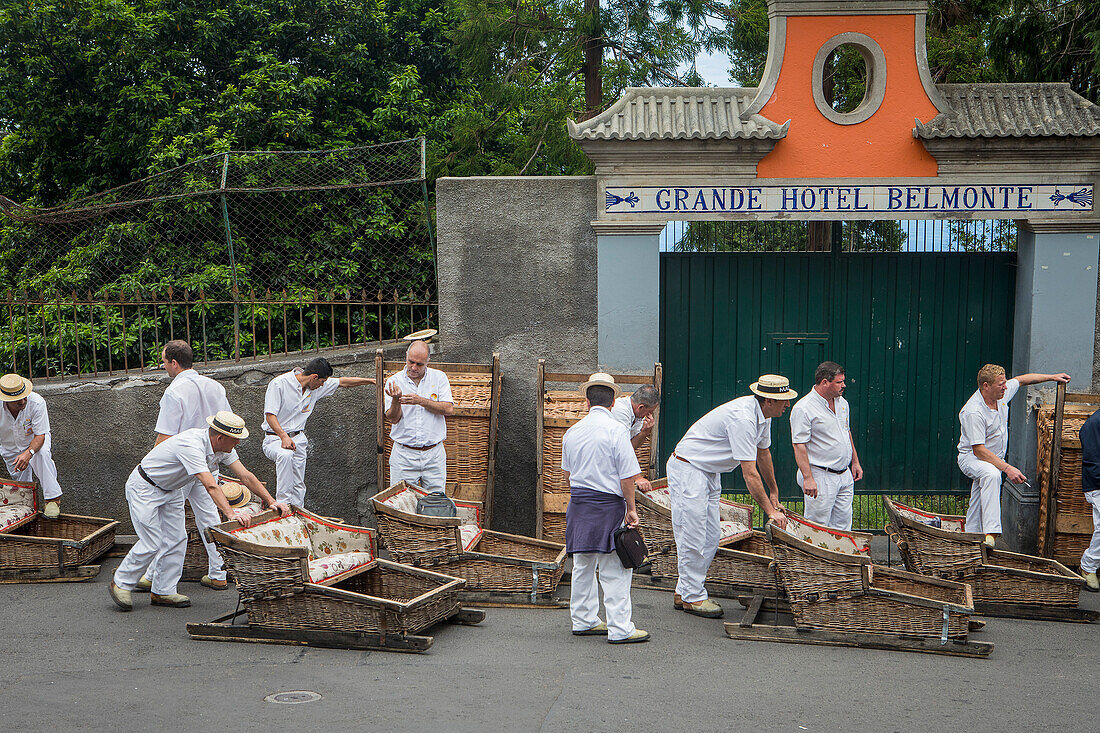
[{"left": 27, "top": 448, "right": 35, "bottom": 457}]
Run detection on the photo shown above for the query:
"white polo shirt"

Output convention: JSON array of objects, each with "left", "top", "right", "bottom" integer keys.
[
  {"left": 138, "top": 427, "right": 239, "bottom": 493},
  {"left": 154, "top": 369, "right": 231, "bottom": 436},
  {"left": 0, "top": 392, "right": 50, "bottom": 454},
  {"left": 674, "top": 395, "right": 771, "bottom": 474},
  {"left": 384, "top": 367, "right": 453, "bottom": 447},
  {"left": 957, "top": 378, "right": 1020, "bottom": 459},
  {"left": 561, "top": 406, "right": 641, "bottom": 496},
  {"left": 610, "top": 395, "right": 644, "bottom": 438},
  {"left": 262, "top": 369, "right": 340, "bottom": 435},
  {"left": 789, "top": 388, "right": 853, "bottom": 472}
]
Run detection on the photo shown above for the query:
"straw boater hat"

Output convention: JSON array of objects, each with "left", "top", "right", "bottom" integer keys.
[
  {"left": 749, "top": 374, "right": 798, "bottom": 400},
  {"left": 206, "top": 410, "right": 250, "bottom": 440},
  {"left": 219, "top": 479, "right": 252, "bottom": 509},
  {"left": 0, "top": 374, "right": 32, "bottom": 402},
  {"left": 403, "top": 328, "right": 437, "bottom": 342},
  {"left": 579, "top": 372, "right": 622, "bottom": 400}
]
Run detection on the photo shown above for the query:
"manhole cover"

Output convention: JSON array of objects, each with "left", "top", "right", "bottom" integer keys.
[{"left": 265, "top": 691, "right": 322, "bottom": 704}]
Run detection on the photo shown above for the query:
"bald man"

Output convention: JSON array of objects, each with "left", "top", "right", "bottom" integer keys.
[{"left": 384, "top": 341, "right": 454, "bottom": 494}]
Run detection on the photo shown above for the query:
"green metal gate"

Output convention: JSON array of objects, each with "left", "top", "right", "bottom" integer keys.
[{"left": 659, "top": 250, "right": 1017, "bottom": 528}]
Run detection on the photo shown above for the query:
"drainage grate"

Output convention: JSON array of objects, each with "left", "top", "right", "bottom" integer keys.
[{"left": 265, "top": 691, "right": 323, "bottom": 705}]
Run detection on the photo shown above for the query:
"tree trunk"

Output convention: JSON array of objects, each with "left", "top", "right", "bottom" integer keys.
[{"left": 581, "top": 0, "right": 602, "bottom": 119}]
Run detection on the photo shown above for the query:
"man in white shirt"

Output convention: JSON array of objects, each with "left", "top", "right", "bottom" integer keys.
[
  {"left": 263, "top": 357, "right": 374, "bottom": 508},
  {"left": 790, "top": 362, "right": 863, "bottom": 531},
  {"left": 384, "top": 340, "right": 454, "bottom": 494},
  {"left": 562, "top": 373, "right": 651, "bottom": 644},
  {"left": 666, "top": 374, "right": 795, "bottom": 619},
  {"left": 957, "top": 364, "right": 1070, "bottom": 546},
  {"left": 0, "top": 373, "right": 64, "bottom": 518},
  {"left": 609, "top": 385, "right": 660, "bottom": 451},
  {"left": 139, "top": 340, "right": 233, "bottom": 592},
  {"left": 109, "top": 411, "right": 290, "bottom": 611}
]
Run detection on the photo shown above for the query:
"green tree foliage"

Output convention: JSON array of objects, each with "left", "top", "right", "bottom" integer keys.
[{"left": 674, "top": 220, "right": 906, "bottom": 252}]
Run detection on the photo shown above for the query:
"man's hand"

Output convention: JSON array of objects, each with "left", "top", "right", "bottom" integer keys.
[
  {"left": 384, "top": 381, "right": 402, "bottom": 398},
  {"left": 271, "top": 501, "right": 292, "bottom": 516},
  {"left": 852, "top": 462, "right": 864, "bottom": 481},
  {"left": 767, "top": 509, "right": 788, "bottom": 530},
  {"left": 232, "top": 508, "right": 254, "bottom": 528},
  {"left": 280, "top": 435, "right": 296, "bottom": 451},
  {"left": 1006, "top": 465, "right": 1027, "bottom": 484},
  {"left": 801, "top": 475, "right": 818, "bottom": 498},
  {"left": 640, "top": 413, "right": 655, "bottom": 434},
  {"left": 12, "top": 450, "right": 31, "bottom": 472},
  {"left": 1050, "top": 373, "right": 1071, "bottom": 385},
  {"left": 634, "top": 477, "right": 652, "bottom": 493},
  {"left": 399, "top": 393, "right": 424, "bottom": 406},
  {"left": 624, "top": 509, "right": 639, "bottom": 528}
]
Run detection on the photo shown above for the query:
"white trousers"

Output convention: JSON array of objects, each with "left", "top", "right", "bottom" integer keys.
[
  {"left": 263, "top": 434, "right": 309, "bottom": 508},
  {"left": 147, "top": 478, "right": 226, "bottom": 583},
  {"left": 959, "top": 452, "right": 1003, "bottom": 534},
  {"left": 113, "top": 470, "right": 187, "bottom": 595},
  {"left": 798, "top": 467, "right": 854, "bottom": 531},
  {"left": 666, "top": 456, "right": 720, "bottom": 604},
  {"left": 1081, "top": 490, "right": 1100, "bottom": 574},
  {"left": 2, "top": 434, "right": 62, "bottom": 500},
  {"left": 389, "top": 442, "right": 447, "bottom": 493},
  {"left": 570, "top": 551, "right": 636, "bottom": 641}
]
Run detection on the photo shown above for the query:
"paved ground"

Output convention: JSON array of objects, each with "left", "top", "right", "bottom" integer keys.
[{"left": 3, "top": 546, "right": 1098, "bottom": 733}]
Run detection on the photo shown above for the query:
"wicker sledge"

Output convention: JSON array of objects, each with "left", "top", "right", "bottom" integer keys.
[
  {"left": 187, "top": 507, "right": 483, "bottom": 652},
  {"left": 376, "top": 350, "right": 502, "bottom": 528},
  {"left": 725, "top": 517, "right": 991, "bottom": 658},
  {"left": 883, "top": 496, "right": 1095, "bottom": 622},
  {"left": 373, "top": 481, "right": 567, "bottom": 607},
  {"left": 536, "top": 360, "right": 661, "bottom": 543},
  {"left": 0, "top": 478, "right": 118, "bottom": 583},
  {"left": 181, "top": 476, "right": 266, "bottom": 582}
]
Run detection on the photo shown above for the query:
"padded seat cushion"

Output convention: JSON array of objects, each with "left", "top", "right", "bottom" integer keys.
[
  {"left": 460, "top": 525, "right": 483, "bottom": 550},
  {"left": 230, "top": 515, "right": 313, "bottom": 558},
  {"left": 0, "top": 504, "right": 35, "bottom": 533},
  {"left": 895, "top": 504, "right": 965, "bottom": 532},
  {"left": 787, "top": 515, "right": 870, "bottom": 555},
  {"left": 643, "top": 487, "right": 752, "bottom": 543},
  {"left": 308, "top": 552, "right": 374, "bottom": 583}
]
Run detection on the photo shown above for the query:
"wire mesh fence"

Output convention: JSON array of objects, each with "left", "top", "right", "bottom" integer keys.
[{"left": 0, "top": 138, "right": 436, "bottom": 379}]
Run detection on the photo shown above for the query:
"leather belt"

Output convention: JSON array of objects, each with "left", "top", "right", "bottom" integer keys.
[
  {"left": 265, "top": 430, "right": 302, "bottom": 438},
  {"left": 398, "top": 442, "right": 441, "bottom": 451},
  {"left": 137, "top": 465, "right": 167, "bottom": 491},
  {"left": 812, "top": 464, "right": 850, "bottom": 475}
]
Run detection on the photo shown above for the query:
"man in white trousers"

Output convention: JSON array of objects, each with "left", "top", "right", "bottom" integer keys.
[
  {"left": 137, "top": 340, "right": 233, "bottom": 592},
  {"left": 109, "top": 411, "right": 290, "bottom": 611},
  {"left": 384, "top": 340, "right": 453, "bottom": 493},
  {"left": 610, "top": 384, "right": 660, "bottom": 452},
  {"left": 1078, "top": 409, "right": 1100, "bottom": 591},
  {"left": 790, "top": 362, "right": 863, "bottom": 531},
  {"left": 562, "top": 372, "right": 651, "bottom": 644},
  {"left": 957, "top": 364, "right": 1069, "bottom": 547},
  {"left": 263, "top": 357, "right": 374, "bottom": 508},
  {"left": 0, "top": 373, "right": 65, "bottom": 518},
  {"left": 666, "top": 374, "right": 794, "bottom": 619}
]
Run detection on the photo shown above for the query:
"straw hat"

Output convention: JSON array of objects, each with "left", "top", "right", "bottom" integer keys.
[
  {"left": 219, "top": 479, "right": 253, "bottom": 509},
  {"left": 403, "top": 328, "right": 437, "bottom": 342},
  {"left": 578, "top": 372, "right": 622, "bottom": 399},
  {"left": 206, "top": 410, "right": 250, "bottom": 440},
  {"left": 749, "top": 374, "right": 798, "bottom": 400},
  {"left": 0, "top": 374, "right": 32, "bottom": 402}
]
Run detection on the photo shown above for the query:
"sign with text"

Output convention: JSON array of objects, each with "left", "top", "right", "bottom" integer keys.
[{"left": 603, "top": 184, "right": 1094, "bottom": 215}]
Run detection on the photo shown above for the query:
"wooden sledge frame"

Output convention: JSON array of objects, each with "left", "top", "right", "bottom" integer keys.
[
  {"left": 375, "top": 350, "right": 502, "bottom": 529},
  {"left": 187, "top": 604, "right": 486, "bottom": 653},
  {"left": 535, "top": 360, "right": 662, "bottom": 540}
]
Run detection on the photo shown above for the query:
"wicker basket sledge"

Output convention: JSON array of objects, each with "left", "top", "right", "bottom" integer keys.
[
  {"left": 536, "top": 360, "right": 662, "bottom": 543},
  {"left": 376, "top": 350, "right": 501, "bottom": 527},
  {"left": 373, "top": 481, "right": 567, "bottom": 606},
  {"left": 189, "top": 506, "right": 480, "bottom": 652},
  {"left": 882, "top": 496, "right": 1093, "bottom": 622},
  {"left": 0, "top": 478, "right": 118, "bottom": 582},
  {"left": 181, "top": 476, "right": 266, "bottom": 582},
  {"left": 1036, "top": 385, "right": 1100, "bottom": 565}
]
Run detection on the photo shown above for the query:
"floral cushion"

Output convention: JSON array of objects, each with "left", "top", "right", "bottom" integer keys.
[
  {"left": 895, "top": 504, "right": 966, "bottom": 532},
  {"left": 719, "top": 520, "right": 753, "bottom": 543},
  {"left": 0, "top": 479, "right": 35, "bottom": 514},
  {"left": 644, "top": 487, "right": 752, "bottom": 543},
  {"left": 643, "top": 487, "right": 672, "bottom": 508},
  {"left": 307, "top": 552, "right": 374, "bottom": 583},
  {"left": 718, "top": 500, "right": 752, "bottom": 526},
  {"left": 0, "top": 503, "right": 35, "bottom": 533},
  {"left": 786, "top": 515, "right": 870, "bottom": 556},
  {"left": 460, "top": 525, "right": 483, "bottom": 550},
  {"left": 230, "top": 515, "right": 313, "bottom": 559},
  {"left": 382, "top": 485, "right": 483, "bottom": 542},
  {"left": 301, "top": 515, "right": 374, "bottom": 557},
  {"left": 381, "top": 486, "right": 420, "bottom": 515}
]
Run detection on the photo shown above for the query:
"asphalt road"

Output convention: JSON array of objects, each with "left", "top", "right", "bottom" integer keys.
[{"left": 2, "top": 550, "right": 1097, "bottom": 733}]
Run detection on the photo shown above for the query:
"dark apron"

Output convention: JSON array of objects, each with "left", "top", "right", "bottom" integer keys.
[{"left": 565, "top": 487, "right": 625, "bottom": 555}]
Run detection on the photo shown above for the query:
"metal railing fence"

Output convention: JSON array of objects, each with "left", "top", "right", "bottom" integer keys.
[{"left": 723, "top": 490, "right": 971, "bottom": 534}]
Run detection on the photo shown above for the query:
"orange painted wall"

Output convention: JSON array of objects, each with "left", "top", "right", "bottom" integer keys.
[{"left": 756, "top": 14, "right": 939, "bottom": 178}]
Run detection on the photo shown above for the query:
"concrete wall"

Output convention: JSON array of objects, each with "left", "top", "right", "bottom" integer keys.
[
  {"left": 436, "top": 176, "right": 599, "bottom": 534},
  {"left": 37, "top": 345, "right": 406, "bottom": 532}
]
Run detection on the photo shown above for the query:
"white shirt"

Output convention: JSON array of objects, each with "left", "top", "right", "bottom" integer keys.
[
  {"left": 674, "top": 395, "right": 771, "bottom": 475},
  {"left": 561, "top": 406, "right": 641, "bottom": 496},
  {"left": 139, "top": 427, "right": 239, "bottom": 493},
  {"left": 0, "top": 392, "right": 50, "bottom": 455},
  {"left": 262, "top": 369, "right": 340, "bottom": 434},
  {"left": 610, "top": 395, "right": 644, "bottom": 438},
  {"left": 957, "top": 378, "right": 1020, "bottom": 459},
  {"left": 154, "top": 369, "right": 231, "bottom": 436},
  {"left": 384, "top": 367, "right": 453, "bottom": 446},
  {"left": 789, "top": 388, "right": 853, "bottom": 471}
]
